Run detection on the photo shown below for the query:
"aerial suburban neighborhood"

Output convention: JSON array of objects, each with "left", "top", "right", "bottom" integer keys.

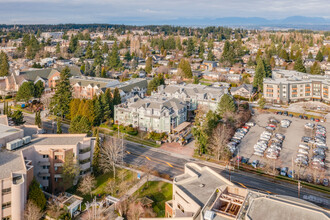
[{"left": 0, "top": 1, "right": 330, "bottom": 220}]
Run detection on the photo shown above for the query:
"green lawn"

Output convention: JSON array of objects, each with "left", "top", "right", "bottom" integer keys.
[
  {"left": 67, "top": 168, "right": 138, "bottom": 204},
  {"left": 133, "top": 181, "right": 172, "bottom": 217}
]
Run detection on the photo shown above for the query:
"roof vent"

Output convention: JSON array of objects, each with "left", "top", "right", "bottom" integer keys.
[{"left": 199, "top": 183, "right": 205, "bottom": 188}]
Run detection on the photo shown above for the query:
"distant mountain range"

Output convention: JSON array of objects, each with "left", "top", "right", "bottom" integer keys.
[{"left": 121, "top": 16, "right": 330, "bottom": 30}]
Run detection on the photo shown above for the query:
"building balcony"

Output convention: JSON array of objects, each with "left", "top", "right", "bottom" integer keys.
[
  {"left": 79, "top": 151, "right": 90, "bottom": 161},
  {"left": 80, "top": 162, "right": 91, "bottom": 171},
  {"left": 79, "top": 147, "right": 91, "bottom": 154}
]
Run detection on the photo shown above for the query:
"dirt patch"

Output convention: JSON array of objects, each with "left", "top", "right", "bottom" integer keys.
[{"left": 160, "top": 142, "right": 194, "bottom": 157}]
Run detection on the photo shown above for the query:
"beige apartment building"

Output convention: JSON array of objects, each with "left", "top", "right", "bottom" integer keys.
[
  {"left": 263, "top": 70, "right": 330, "bottom": 104},
  {"left": 21, "top": 134, "right": 95, "bottom": 194},
  {"left": 0, "top": 122, "right": 95, "bottom": 219}
]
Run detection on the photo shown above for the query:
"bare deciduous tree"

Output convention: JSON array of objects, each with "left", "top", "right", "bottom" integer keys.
[
  {"left": 209, "top": 123, "right": 234, "bottom": 161},
  {"left": 127, "top": 201, "right": 144, "bottom": 220},
  {"left": 105, "top": 179, "right": 116, "bottom": 195},
  {"left": 24, "top": 200, "right": 44, "bottom": 220},
  {"left": 78, "top": 174, "right": 96, "bottom": 197},
  {"left": 99, "top": 137, "right": 124, "bottom": 179},
  {"left": 47, "top": 200, "right": 63, "bottom": 219}
]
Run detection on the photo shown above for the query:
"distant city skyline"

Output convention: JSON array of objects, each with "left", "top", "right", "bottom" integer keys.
[{"left": 0, "top": 0, "right": 329, "bottom": 24}]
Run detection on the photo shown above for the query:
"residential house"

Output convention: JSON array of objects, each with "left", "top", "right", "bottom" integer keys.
[
  {"left": 200, "top": 61, "right": 218, "bottom": 71},
  {"left": 230, "top": 84, "right": 254, "bottom": 99}
]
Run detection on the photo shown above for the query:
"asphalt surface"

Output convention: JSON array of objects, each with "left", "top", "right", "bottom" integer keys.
[{"left": 123, "top": 142, "right": 330, "bottom": 209}]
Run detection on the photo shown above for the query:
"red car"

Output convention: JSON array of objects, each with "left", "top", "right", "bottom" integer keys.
[
  {"left": 242, "top": 126, "right": 250, "bottom": 130},
  {"left": 315, "top": 118, "right": 320, "bottom": 122},
  {"left": 268, "top": 124, "right": 276, "bottom": 128}
]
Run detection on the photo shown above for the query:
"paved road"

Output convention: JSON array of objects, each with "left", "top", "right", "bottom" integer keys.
[{"left": 123, "top": 142, "right": 330, "bottom": 209}]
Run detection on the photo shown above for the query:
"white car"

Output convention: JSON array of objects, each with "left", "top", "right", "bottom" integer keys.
[
  {"left": 246, "top": 122, "right": 256, "bottom": 127},
  {"left": 298, "top": 148, "right": 309, "bottom": 155},
  {"left": 298, "top": 144, "right": 310, "bottom": 150}
]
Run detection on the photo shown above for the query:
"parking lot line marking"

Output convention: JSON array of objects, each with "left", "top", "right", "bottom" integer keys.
[{"left": 166, "top": 162, "right": 173, "bottom": 167}]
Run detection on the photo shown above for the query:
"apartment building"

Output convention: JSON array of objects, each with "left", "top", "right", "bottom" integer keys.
[
  {"left": 21, "top": 134, "right": 95, "bottom": 194},
  {"left": 114, "top": 95, "right": 187, "bottom": 133},
  {"left": 71, "top": 76, "right": 147, "bottom": 101},
  {"left": 154, "top": 84, "right": 228, "bottom": 112},
  {"left": 153, "top": 163, "right": 330, "bottom": 220},
  {"left": 0, "top": 125, "right": 95, "bottom": 220},
  {"left": 263, "top": 70, "right": 330, "bottom": 104},
  {"left": 1, "top": 66, "right": 82, "bottom": 95}
]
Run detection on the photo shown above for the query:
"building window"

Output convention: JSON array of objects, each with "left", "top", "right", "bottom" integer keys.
[
  {"left": 43, "top": 155, "right": 49, "bottom": 158},
  {"left": 177, "top": 204, "right": 184, "bottom": 213},
  {"left": 2, "top": 188, "right": 11, "bottom": 195},
  {"left": 2, "top": 202, "right": 11, "bottom": 209},
  {"left": 55, "top": 178, "right": 58, "bottom": 182},
  {"left": 2, "top": 216, "right": 11, "bottom": 220}
]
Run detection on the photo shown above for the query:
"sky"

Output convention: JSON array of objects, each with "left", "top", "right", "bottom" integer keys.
[{"left": 0, "top": 0, "right": 329, "bottom": 24}]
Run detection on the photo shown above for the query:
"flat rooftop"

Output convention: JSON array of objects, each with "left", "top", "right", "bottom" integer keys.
[
  {"left": 0, "top": 124, "right": 22, "bottom": 140},
  {"left": 0, "top": 151, "right": 24, "bottom": 179},
  {"left": 175, "top": 164, "right": 232, "bottom": 207},
  {"left": 246, "top": 195, "right": 330, "bottom": 220},
  {"left": 30, "top": 134, "right": 87, "bottom": 146}
]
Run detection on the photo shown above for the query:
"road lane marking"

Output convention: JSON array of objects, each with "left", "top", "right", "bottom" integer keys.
[
  {"left": 237, "top": 182, "right": 247, "bottom": 188},
  {"left": 145, "top": 156, "right": 151, "bottom": 161},
  {"left": 166, "top": 162, "right": 173, "bottom": 167},
  {"left": 125, "top": 151, "right": 131, "bottom": 154}
]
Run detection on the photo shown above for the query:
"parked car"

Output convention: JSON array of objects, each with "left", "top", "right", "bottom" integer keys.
[
  {"left": 315, "top": 118, "right": 320, "bottom": 122},
  {"left": 288, "top": 170, "right": 295, "bottom": 178},
  {"left": 245, "top": 122, "right": 256, "bottom": 127},
  {"left": 298, "top": 144, "right": 310, "bottom": 150},
  {"left": 298, "top": 148, "right": 308, "bottom": 155},
  {"left": 265, "top": 126, "right": 275, "bottom": 131},
  {"left": 289, "top": 114, "right": 293, "bottom": 117},
  {"left": 283, "top": 111, "right": 288, "bottom": 116},
  {"left": 252, "top": 160, "right": 259, "bottom": 168},
  {"left": 299, "top": 115, "right": 303, "bottom": 119},
  {"left": 323, "top": 178, "right": 329, "bottom": 186},
  {"left": 280, "top": 167, "right": 288, "bottom": 176}
]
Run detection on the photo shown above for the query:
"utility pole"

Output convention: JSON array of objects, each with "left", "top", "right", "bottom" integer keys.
[
  {"left": 291, "top": 156, "right": 294, "bottom": 179},
  {"left": 298, "top": 181, "right": 301, "bottom": 198}
]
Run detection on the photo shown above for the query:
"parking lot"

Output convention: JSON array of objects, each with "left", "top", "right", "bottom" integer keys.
[{"left": 237, "top": 112, "right": 329, "bottom": 180}]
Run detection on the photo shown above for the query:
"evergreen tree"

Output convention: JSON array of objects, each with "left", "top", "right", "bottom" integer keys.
[
  {"left": 221, "top": 40, "right": 234, "bottom": 66},
  {"left": 0, "top": 51, "right": 9, "bottom": 77},
  {"left": 253, "top": 58, "right": 266, "bottom": 91},
  {"left": 101, "top": 67, "right": 107, "bottom": 78},
  {"left": 68, "top": 35, "right": 78, "bottom": 53},
  {"left": 56, "top": 42, "right": 61, "bottom": 54},
  {"left": 34, "top": 80, "right": 44, "bottom": 100},
  {"left": 279, "top": 49, "right": 289, "bottom": 61},
  {"left": 92, "top": 129, "right": 100, "bottom": 174},
  {"left": 28, "top": 178, "right": 46, "bottom": 210},
  {"left": 69, "top": 115, "right": 91, "bottom": 134},
  {"left": 247, "top": 57, "right": 255, "bottom": 67},
  {"left": 113, "top": 88, "right": 121, "bottom": 106},
  {"left": 145, "top": 56, "right": 152, "bottom": 74},
  {"left": 294, "top": 57, "right": 306, "bottom": 73},
  {"left": 198, "top": 43, "right": 205, "bottom": 59},
  {"left": 176, "top": 37, "right": 182, "bottom": 50},
  {"left": 186, "top": 38, "right": 194, "bottom": 56},
  {"left": 50, "top": 67, "right": 72, "bottom": 118},
  {"left": 307, "top": 52, "right": 314, "bottom": 59},
  {"left": 11, "top": 110, "right": 25, "bottom": 125},
  {"left": 93, "top": 96, "right": 103, "bottom": 126},
  {"left": 69, "top": 99, "right": 81, "bottom": 120},
  {"left": 107, "top": 41, "right": 122, "bottom": 70},
  {"left": 35, "top": 111, "right": 42, "bottom": 128},
  {"left": 316, "top": 50, "right": 323, "bottom": 62},
  {"left": 311, "top": 61, "right": 322, "bottom": 75},
  {"left": 101, "top": 89, "right": 112, "bottom": 120},
  {"left": 85, "top": 42, "right": 93, "bottom": 59},
  {"left": 207, "top": 49, "right": 215, "bottom": 61},
  {"left": 178, "top": 59, "right": 192, "bottom": 78},
  {"left": 217, "top": 94, "right": 237, "bottom": 116},
  {"left": 102, "top": 42, "right": 109, "bottom": 54},
  {"left": 56, "top": 117, "right": 62, "bottom": 134},
  {"left": 16, "top": 81, "right": 35, "bottom": 103},
  {"left": 124, "top": 51, "right": 132, "bottom": 62}
]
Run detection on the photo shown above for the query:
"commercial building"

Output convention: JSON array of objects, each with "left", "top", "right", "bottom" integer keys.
[
  {"left": 263, "top": 70, "right": 330, "bottom": 104},
  {"left": 154, "top": 84, "right": 228, "bottom": 112},
  {"left": 114, "top": 95, "right": 187, "bottom": 133},
  {"left": 151, "top": 163, "right": 330, "bottom": 220}
]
